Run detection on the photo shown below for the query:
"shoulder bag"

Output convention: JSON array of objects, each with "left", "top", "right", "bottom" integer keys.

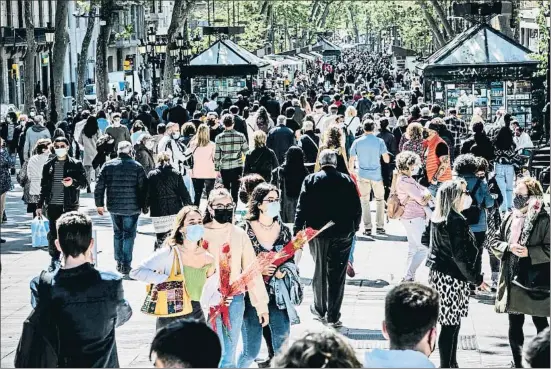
[{"left": 462, "top": 179, "right": 482, "bottom": 225}]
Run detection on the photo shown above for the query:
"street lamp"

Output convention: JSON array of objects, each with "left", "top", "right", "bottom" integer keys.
[
  {"left": 139, "top": 26, "right": 166, "bottom": 103},
  {"left": 173, "top": 33, "right": 192, "bottom": 97},
  {"left": 45, "top": 22, "right": 57, "bottom": 123}
]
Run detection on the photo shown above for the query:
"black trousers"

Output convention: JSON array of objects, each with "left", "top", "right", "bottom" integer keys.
[
  {"left": 45, "top": 204, "right": 66, "bottom": 261},
  {"left": 508, "top": 314, "right": 549, "bottom": 367},
  {"left": 192, "top": 178, "right": 215, "bottom": 206},
  {"left": 439, "top": 324, "right": 461, "bottom": 368},
  {"left": 309, "top": 235, "right": 353, "bottom": 323},
  {"left": 156, "top": 301, "right": 205, "bottom": 331},
  {"left": 220, "top": 167, "right": 242, "bottom": 203}
]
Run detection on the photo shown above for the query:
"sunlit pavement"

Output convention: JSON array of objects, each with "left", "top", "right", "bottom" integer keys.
[{"left": 1, "top": 181, "right": 539, "bottom": 368}]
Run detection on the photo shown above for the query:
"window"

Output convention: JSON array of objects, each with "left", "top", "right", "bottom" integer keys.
[
  {"left": 157, "top": 1, "right": 162, "bottom": 13},
  {"left": 107, "top": 56, "right": 114, "bottom": 73},
  {"left": 150, "top": 0, "right": 155, "bottom": 13},
  {"left": 47, "top": 0, "right": 52, "bottom": 25}
]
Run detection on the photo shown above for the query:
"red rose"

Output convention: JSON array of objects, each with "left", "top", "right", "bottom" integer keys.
[
  {"left": 202, "top": 240, "right": 209, "bottom": 250},
  {"left": 222, "top": 243, "right": 230, "bottom": 254}
]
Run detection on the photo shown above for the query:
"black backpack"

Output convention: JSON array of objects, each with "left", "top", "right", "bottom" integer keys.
[
  {"left": 462, "top": 179, "right": 483, "bottom": 225},
  {"left": 14, "top": 271, "right": 60, "bottom": 368}
]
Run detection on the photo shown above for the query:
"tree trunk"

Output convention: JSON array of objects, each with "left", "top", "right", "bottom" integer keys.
[
  {"left": 76, "top": 1, "right": 97, "bottom": 107},
  {"left": 309, "top": 0, "right": 332, "bottom": 44},
  {"left": 23, "top": 0, "right": 36, "bottom": 114},
  {"left": 52, "top": 0, "right": 69, "bottom": 121},
  {"left": 161, "top": 0, "right": 194, "bottom": 99},
  {"left": 301, "top": 0, "right": 319, "bottom": 46},
  {"left": 417, "top": 0, "right": 446, "bottom": 48},
  {"left": 347, "top": 4, "right": 359, "bottom": 44},
  {"left": 96, "top": 0, "right": 115, "bottom": 105},
  {"left": 429, "top": 0, "right": 454, "bottom": 40}
]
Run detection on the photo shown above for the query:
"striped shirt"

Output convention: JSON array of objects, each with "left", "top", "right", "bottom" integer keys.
[
  {"left": 50, "top": 160, "right": 66, "bottom": 205},
  {"left": 214, "top": 129, "right": 248, "bottom": 171}
]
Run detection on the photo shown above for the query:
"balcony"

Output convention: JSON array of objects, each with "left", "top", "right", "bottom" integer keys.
[{"left": 0, "top": 27, "right": 48, "bottom": 46}]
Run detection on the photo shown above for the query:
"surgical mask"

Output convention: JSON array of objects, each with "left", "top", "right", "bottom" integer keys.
[
  {"left": 423, "top": 131, "right": 429, "bottom": 139},
  {"left": 385, "top": 112, "right": 390, "bottom": 117},
  {"left": 264, "top": 202, "right": 281, "bottom": 218},
  {"left": 462, "top": 195, "right": 472, "bottom": 211},
  {"left": 412, "top": 165, "right": 420, "bottom": 175},
  {"left": 107, "top": 109, "right": 112, "bottom": 113},
  {"left": 171, "top": 132, "right": 180, "bottom": 140},
  {"left": 112, "top": 120, "right": 121, "bottom": 127},
  {"left": 55, "top": 148, "right": 68, "bottom": 158},
  {"left": 185, "top": 224, "right": 205, "bottom": 242},
  {"left": 212, "top": 208, "right": 233, "bottom": 224},
  {"left": 513, "top": 194, "right": 529, "bottom": 209},
  {"left": 30, "top": 112, "right": 36, "bottom": 117},
  {"left": 145, "top": 141, "right": 155, "bottom": 150}
]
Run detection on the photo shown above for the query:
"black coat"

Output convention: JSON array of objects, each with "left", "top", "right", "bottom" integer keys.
[
  {"left": 167, "top": 105, "right": 190, "bottom": 125},
  {"left": 30, "top": 263, "right": 132, "bottom": 368},
  {"left": 134, "top": 112, "right": 154, "bottom": 134},
  {"left": 146, "top": 165, "right": 191, "bottom": 217},
  {"left": 243, "top": 147, "right": 279, "bottom": 182},
  {"left": 461, "top": 133, "right": 495, "bottom": 162},
  {"left": 232, "top": 115, "right": 249, "bottom": 144},
  {"left": 267, "top": 124, "right": 296, "bottom": 164},
  {"left": 281, "top": 100, "right": 293, "bottom": 115},
  {"left": 38, "top": 157, "right": 87, "bottom": 210},
  {"left": 426, "top": 210, "right": 483, "bottom": 285},
  {"left": 265, "top": 99, "right": 281, "bottom": 121},
  {"left": 298, "top": 132, "right": 320, "bottom": 164},
  {"left": 134, "top": 143, "right": 155, "bottom": 174},
  {"left": 294, "top": 166, "right": 361, "bottom": 238},
  {"left": 355, "top": 98, "right": 372, "bottom": 120},
  {"left": 94, "top": 154, "right": 148, "bottom": 215}
]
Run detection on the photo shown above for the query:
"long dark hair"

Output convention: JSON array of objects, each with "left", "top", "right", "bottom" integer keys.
[
  {"left": 246, "top": 183, "right": 279, "bottom": 221},
  {"left": 83, "top": 116, "right": 99, "bottom": 138},
  {"left": 256, "top": 106, "right": 270, "bottom": 125},
  {"left": 494, "top": 125, "right": 515, "bottom": 150},
  {"left": 281, "top": 147, "right": 308, "bottom": 198}
]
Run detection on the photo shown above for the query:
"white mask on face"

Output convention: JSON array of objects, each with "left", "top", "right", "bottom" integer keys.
[{"left": 462, "top": 195, "right": 472, "bottom": 211}]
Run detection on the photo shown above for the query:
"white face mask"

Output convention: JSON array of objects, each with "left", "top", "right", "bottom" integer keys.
[
  {"left": 462, "top": 195, "right": 472, "bottom": 211},
  {"left": 145, "top": 141, "right": 155, "bottom": 150},
  {"left": 112, "top": 119, "right": 121, "bottom": 127},
  {"left": 412, "top": 165, "right": 420, "bottom": 175}
]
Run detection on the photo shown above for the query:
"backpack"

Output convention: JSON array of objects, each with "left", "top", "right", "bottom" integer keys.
[
  {"left": 387, "top": 172, "right": 409, "bottom": 220},
  {"left": 461, "top": 179, "right": 482, "bottom": 225},
  {"left": 14, "top": 271, "right": 60, "bottom": 368}
]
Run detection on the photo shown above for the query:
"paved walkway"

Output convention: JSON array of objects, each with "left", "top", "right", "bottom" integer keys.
[{"left": 1, "top": 182, "right": 539, "bottom": 368}]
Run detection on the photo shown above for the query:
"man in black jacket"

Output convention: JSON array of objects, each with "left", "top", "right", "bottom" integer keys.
[
  {"left": 229, "top": 105, "right": 249, "bottom": 143},
  {"left": 264, "top": 92, "right": 281, "bottom": 122},
  {"left": 280, "top": 94, "right": 293, "bottom": 116},
  {"left": 166, "top": 98, "right": 190, "bottom": 125},
  {"left": 267, "top": 115, "right": 296, "bottom": 164},
  {"left": 94, "top": 141, "right": 147, "bottom": 275},
  {"left": 36, "top": 137, "right": 87, "bottom": 271},
  {"left": 298, "top": 120, "right": 320, "bottom": 167},
  {"left": 294, "top": 149, "right": 361, "bottom": 328},
  {"left": 134, "top": 104, "right": 156, "bottom": 134},
  {"left": 29, "top": 211, "right": 132, "bottom": 368}
]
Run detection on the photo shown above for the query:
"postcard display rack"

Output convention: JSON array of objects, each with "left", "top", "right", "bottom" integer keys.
[
  {"left": 439, "top": 81, "right": 532, "bottom": 126},
  {"left": 191, "top": 76, "right": 248, "bottom": 101}
]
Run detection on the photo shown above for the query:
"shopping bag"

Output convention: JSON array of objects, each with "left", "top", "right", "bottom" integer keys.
[
  {"left": 140, "top": 250, "right": 193, "bottom": 317},
  {"left": 31, "top": 217, "right": 49, "bottom": 248},
  {"left": 182, "top": 171, "right": 195, "bottom": 201}
]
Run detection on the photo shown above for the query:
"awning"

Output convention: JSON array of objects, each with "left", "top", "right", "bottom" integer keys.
[
  {"left": 297, "top": 53, "right": 316, "bottom": 61},
  {"left": 190, "top": 39, "right": 269, "bottom": 68}
]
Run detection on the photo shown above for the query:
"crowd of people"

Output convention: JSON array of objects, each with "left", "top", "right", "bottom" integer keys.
[{"left": 1, "top": 48, "right": 550, "bottom": 369}]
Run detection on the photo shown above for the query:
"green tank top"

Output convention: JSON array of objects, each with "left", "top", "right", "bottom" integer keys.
[{"left": 183, "top": 264, "right": 211, "bottom": 301}]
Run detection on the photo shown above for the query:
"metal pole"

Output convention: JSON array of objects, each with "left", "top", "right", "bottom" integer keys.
[
  {"left": 180, "top": 52, "right": 184, "bottom": 98},
  {"left": 48, "top": 45, "right": 57, "bottom": 123}
]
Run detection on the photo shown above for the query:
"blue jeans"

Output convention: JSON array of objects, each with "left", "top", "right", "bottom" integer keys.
[
  {"left": 110, "top": 213, "right": 140, "bottom": 266},
  {"left": 214, "top": 294, "right": 245, "bottom": 368},
  {"left": 348, "top": 235, "right": 357, "bottom": 264},
  {"left": 495, "top": 163, "right": 515, "bottom": 212},
  {"left": 428, "top": 182, "right": 442, "bottom": 198},
  {"left": 237, "top": 294, "right": 290, "bottom": 368}
]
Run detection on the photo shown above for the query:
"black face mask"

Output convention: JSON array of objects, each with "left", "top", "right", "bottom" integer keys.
[
  {"left": 513, "top": 194, "right": 529, "bottom": 209},
  {"left": 212, "top": 208, "right": 233, "bottom": 224},
  {"left": 423, "top": 131, "right": 429, "bottom": 139}
]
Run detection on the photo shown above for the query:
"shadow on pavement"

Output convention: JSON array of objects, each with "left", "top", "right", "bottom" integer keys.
[{"left": 301, "top": 277, "right": 390, "bottom": 288}]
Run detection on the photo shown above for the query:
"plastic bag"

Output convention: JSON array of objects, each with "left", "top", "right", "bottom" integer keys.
[
  {"left": 31, "top": 217, "right": 49, "bottom": 248},
  {"left": 182, "top": 171, "right": 195, "bottom": 202}
]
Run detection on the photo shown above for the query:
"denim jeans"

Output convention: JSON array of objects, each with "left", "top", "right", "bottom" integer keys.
[
  {"left": 237, "top": 294, "right": 290, "bottom": 368},
  {"left": 348, "top": 235, "right": 357, "bottom": 264},
  {"left": 214, "top": 294, "right": 245, "bottom": 368},
  {"left": 495, "top": 163, "right": 515, "bottom": 212},
  {"left": 428, "top": 182, "right": 442, "bottom": 198},
  {"left": 110, "top": 213, "right": 140, "bottom": 266},
  {"left": 400, "top": 217, "right": 428, "bottom": 281}
]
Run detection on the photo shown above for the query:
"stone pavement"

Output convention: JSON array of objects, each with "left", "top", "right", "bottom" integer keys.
[{"left": 1, "top": 182, "right": 541, "bottom": 368}]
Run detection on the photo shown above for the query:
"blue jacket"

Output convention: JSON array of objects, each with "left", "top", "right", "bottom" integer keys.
[
  {"left": 94, "top": 153, "right": 147, "bottom": 215},
  {"left": 460, "top": 174, "right": 495, "bottom": 232},
  {"left": 364, "top": 349, "right": 435, "bottom": 368}
]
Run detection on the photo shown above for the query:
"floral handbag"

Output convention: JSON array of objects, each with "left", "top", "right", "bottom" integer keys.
[{"left": 141, "top": 250, "right": 193, "bottom": 317}]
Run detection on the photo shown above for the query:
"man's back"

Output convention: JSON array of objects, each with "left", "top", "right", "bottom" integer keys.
[
  {"left": 94, "top": 155, "right": 147, "bottom": 215},
  {"left": 350, "top": 134, "right": 387, "bottom": 181},
  {"left": 30, "top": 264, "right": 131, "bottom": 368},
  {"left": 267, "top": 125, "right": 295, "bottom": 164}
]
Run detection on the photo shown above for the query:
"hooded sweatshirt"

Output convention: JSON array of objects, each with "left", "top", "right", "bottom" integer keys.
[
  {"left": 364, "top": 349, "right": 435, "bottom": 368},
  {"left": 24, "top": 125, "right": 51, "bottom": 160}
]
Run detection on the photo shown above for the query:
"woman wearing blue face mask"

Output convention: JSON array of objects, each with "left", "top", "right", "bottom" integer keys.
[
  {"left": 237, "top": 183, "right": 302, "bottom": 368},
  {"left": 130, "top": 205, "right": 215, "bottom": 329}
]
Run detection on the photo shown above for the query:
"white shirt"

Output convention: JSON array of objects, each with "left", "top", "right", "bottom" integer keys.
[
  {"left": 206, "top": 100, "right": 218, "bottom": 111},
  {"left": 344, "top": 116, "right": 360, "bottom": 136},
  {"left": 73, "top": 119, "right": 87, "bottom": 146},
  {"left": 514, "top": 132, "right": 533, "bottom": 150}
]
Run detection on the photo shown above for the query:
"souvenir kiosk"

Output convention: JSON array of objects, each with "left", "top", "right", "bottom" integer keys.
[
  {"left": 419, "top": 23, "right": 542, "bottom": 126},
  {"left": 182, "top": 38, "right": 269, "bottom": 101}
]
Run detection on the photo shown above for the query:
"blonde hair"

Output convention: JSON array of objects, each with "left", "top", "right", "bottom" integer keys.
[
  {"left": 157, "top": 151, "right": 172, "bottom": 166},
  {"left": 203, "top": 188, "right": 233, "bottom": 224},
  {"left": 345, "top": 106, "right": 357, "bottom": 118},
  {"left": 432, "top": 178, "right": 466, "bottom": 223},
  {"left": 518, "top": 176, "right": 544, "bottom": 197},
  {"left": 195, "top": 123, "right": 210, "bottom": 147},
  {"left": 253, "top": 130, "right": 267, "bottom": 149},
  {"left": 396, "top": 151, "right": 421, "bottom": 172}
]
